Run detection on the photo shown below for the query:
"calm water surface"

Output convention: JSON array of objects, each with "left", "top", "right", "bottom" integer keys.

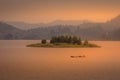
[{"left": 0, "top": 40, "right": 120, "bottom": 80}]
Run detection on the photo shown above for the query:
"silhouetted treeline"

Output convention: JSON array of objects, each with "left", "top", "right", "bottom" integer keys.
[{"left": 50, "top": 35, "right": 82, "bottom": 45}]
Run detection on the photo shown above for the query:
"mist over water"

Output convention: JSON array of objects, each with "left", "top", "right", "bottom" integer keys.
[{"left": 0, "top": 40, "right": 120, "bottom": 80}]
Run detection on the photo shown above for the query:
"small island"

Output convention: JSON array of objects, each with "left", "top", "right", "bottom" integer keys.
[{"left": 27, "top": 35, "right": 100, "bottom": 48}]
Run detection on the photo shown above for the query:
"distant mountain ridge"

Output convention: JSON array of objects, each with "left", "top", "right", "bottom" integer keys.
[
  {"left": 7, "top": 22, "right": 45, "bottom": 30},
  {"left": 0, "top": 22, "right": 24, "bottom": 39},
  {"left": 0, "top": 15, "right": 120, "bottom": 40},
  {"left": 104, "top": 15, "right": 120, "bottom": 31},
  {"left": 7, "top": 20, "right": 90, "bottom": 30}
]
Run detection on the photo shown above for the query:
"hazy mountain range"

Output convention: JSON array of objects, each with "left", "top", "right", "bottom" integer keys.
[
  {"left": 0, "top": 15, "right": 120, "bottom": 40},
  {"left": 7, "top": 20, "right": 89, "bottom": 30}
]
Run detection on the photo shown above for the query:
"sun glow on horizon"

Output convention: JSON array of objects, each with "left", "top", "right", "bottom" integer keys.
[{"left": 0, "top": 0, "right": 120, "bottom": 23}]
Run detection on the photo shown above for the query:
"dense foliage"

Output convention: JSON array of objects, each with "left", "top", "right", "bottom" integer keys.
[
  {"left": 49, "top": 35, "right": 82, "bottom": 45},
  {"left": 41, "top": 39, "right": 47, "bottom": 44}
]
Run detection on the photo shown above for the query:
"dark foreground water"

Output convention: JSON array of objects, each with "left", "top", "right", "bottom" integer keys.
[{"left": 0, "top": 40, "right": 120, "bottom": 80}]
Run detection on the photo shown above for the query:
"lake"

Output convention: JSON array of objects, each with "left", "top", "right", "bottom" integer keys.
[{"left": 0, "top": 40, "right": 120, "bottom": 80}]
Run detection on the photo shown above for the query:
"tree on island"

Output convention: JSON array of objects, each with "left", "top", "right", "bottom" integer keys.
[
  {"left": 50, "top": 35, "right": 82, "bottom": 45},
  {"left": 83, "top": 40, "right": 89, "bottom": 45},
  {"left": 76, "top": 38, "right": 82, "bottom": 45},
  {"left": 41, "top": 39, "right": 47, "bottom": 44}
]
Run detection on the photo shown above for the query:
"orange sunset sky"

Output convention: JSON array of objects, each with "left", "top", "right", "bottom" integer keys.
[{"left": 0, "top": 0, "right": 120, "bottom": 23}]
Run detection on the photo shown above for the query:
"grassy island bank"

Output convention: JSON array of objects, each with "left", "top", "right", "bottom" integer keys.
[{"left": 27, "top": 35, "right": 100, "bottom": 48}]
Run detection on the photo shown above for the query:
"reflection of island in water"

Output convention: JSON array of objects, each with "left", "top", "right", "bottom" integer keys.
[{"left": 70, "top": 55, "right": 86, "bottom": 58}]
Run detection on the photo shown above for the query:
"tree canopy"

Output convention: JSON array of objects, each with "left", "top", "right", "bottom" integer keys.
[
  {"left": 50, "top": 35, "right": 82, "bottom": 45},
  {"left": 41, "top": 39, "right": 47, "bottom": 44}
]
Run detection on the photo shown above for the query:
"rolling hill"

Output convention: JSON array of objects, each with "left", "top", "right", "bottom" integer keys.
[
  {"left": 0, "top": 15, "right": 120, "bottom": 40},
  {"left": 0, "top": 22, "right": 24, "bottom": 39}
]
